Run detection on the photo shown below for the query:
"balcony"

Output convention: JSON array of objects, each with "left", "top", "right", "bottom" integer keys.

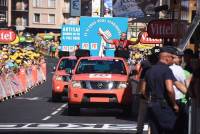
[
  {"left": 12, "top": 2, "right": 28, "bottom": 12},
  {"left": 15, "top": 17, "right": 28, "bottom": 26}
]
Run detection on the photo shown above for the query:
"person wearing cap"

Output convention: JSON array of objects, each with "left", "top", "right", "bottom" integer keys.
[{"left": 142, "top": 46, "right": 183, "bottom": 134}]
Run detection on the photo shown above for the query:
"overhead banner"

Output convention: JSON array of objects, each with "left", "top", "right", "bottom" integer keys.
[
  {"left": 61, "top": 25, "right": 80, "bottom": 52},
  {"left": 113, "top": 0, "right": 159, "bottom": 18},
  {"left": 104, "top": 0, "right": 112, "bottom": 17},
  {"left": 70, "top": 0, "right": 81, "bottom": 16},
  {"left": 92, "top": 0, "right": 101, "bottom": 17},
  {"left": 80, "top": 17, "right": 128, "bottom": 56}
]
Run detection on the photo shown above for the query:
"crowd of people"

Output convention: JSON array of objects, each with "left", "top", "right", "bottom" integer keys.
[
  {"left": 136, "top": 44, "right": 200, "bottom": 134},
  {"left": 34, "top": 37, "right": 59, "bottom": 58},
  {"left": 0, "top": 31, "right": 63, "bottom": 76},
  {"left": 0, "top": 43, "right": 45, "bottom": 74}
]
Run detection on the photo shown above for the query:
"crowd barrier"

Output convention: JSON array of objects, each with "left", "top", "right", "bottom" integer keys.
[{"left": 0, "top": 61, "right": 46, "bottom": 102}]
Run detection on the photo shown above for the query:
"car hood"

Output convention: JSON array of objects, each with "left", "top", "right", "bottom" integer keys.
[{"left": 73, "top": 73, "right": 128, "bottom": 81}]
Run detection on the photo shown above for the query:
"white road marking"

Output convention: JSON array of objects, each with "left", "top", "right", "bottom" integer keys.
[
  {"left": 56, "top": 108, "right": 62, "bottom": 111},
  {"left": 0, "top": 125, "right": 16, "bottom": 128},
  {"left": 0, "top": 123, "right": 149, "bottom": 131},
  {"left": 15, "top": 97, "right": 40, "bottom": 101},
  {"left": 51, "top": 111, "right": 59, "bottom": 115},
  {"left": 41, "top": 104, "right": 67, "bottom": 121},
  {"left": 42, "top": 116, "right": 51, "bottom": 121},
  {"left": 61, "top": 104, "right": 67, "bottom": 108},
  {"left": 21, "top": 123, "right": 32, "bottom": 128}
]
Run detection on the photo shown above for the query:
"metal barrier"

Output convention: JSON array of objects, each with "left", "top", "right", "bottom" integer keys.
[{"left": 0, "top": 62, "right": 47, "bottom": 102}]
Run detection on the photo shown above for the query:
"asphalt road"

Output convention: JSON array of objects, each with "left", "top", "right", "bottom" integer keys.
[{"left": 0, "top": 57, "right": 147, "bottom": 134}]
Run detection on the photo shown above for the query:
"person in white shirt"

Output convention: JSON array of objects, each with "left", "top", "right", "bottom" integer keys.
[
  {"left": 169, "top": 50, "right": 188, "bottom": 134},
  {"left": 170, "top": 63, "right": 186, "bottom": 100}
]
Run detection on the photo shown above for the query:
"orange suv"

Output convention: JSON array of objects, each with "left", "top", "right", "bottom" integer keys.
[
  {"left": 52, "top": 56, "right": 77, "bottom": 101},
  {"left": 68, "top": 56, "right": 133, "bottom": 115}
]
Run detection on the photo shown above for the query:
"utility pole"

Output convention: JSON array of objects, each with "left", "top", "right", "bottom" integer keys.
[
  {"left": 100, "top": 0, "right": 104, "bottom": 17},
  {"left": 177, "top": 0, "right": 200, "bottom": 51}
]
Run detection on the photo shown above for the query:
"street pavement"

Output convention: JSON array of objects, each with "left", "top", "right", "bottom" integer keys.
[{"left": 0, "top": 57, "right": 147, "bottom": 134}]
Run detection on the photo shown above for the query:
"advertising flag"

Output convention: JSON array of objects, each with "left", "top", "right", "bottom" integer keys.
[
  {"left": 61, "top": 25, "right": 80, "bottom": 52},
  {"left": 80, "top": 17, "right": 128, "bottom": 56}
]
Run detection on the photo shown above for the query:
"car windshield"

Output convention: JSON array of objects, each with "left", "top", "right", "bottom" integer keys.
[
  {"left": 76, "top": 59, "right": 127, "bottom": 75},
  {"left": 58, "top": 59, "right": 77, "bottom": 70}
]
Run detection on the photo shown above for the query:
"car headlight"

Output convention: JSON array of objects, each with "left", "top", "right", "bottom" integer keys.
[
  {"left": 108, "top": 82, "right": 114, "bottom": 89},
  {"left": 72, "top": 81, "right": 81, "bottom": 88},
  {"left": 117, "top": 82, "right": 128, "bottom": 89},
  {"left": 55, "top": 75, "right": 63, "bottom": 81}
]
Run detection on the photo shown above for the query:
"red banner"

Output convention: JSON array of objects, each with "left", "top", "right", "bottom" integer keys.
[{"left": 0, "top": 30, "right": 16, "bottom": 43}]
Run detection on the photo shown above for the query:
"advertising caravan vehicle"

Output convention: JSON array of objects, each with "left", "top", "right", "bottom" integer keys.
[
  {"left": 52, "top": 56, "right": 77, "bottom": 101},
  {"left": 67, "top": 56, "right": 133, "bottom": 115}
]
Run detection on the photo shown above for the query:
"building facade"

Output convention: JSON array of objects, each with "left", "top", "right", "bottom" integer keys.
[
  {"left": 27, "top": 0, "right": 78, "bottom": 33},
  {"left": 1, "top": 0, "right": 79, "bottom": 33},
  {"left": 0, "top": 0, "right": 8, "bottom": 27},
  {"left": 0, "top": 0, "right": 198, "bottom": 35}
]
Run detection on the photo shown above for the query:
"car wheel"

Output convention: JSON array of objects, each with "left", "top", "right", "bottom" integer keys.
[
  {"left": 68, "top": 104, "right": 80, "bottom": 116},
  {"left": 52, "top": 92, "right": 62, "bottom": 102}
]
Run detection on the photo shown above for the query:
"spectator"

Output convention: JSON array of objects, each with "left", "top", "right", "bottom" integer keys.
[
  {"left": 136, "top": 46, "right": 160, "bottom": 134},
  {"left": 184, "top": 49, "right": 194, "bottom": 73},
  {"left": 51, "top": 41, "right": 56, "bottom": 58},
  {"left": 188, "top": 55, "right": 200, "bottom": 134},
  {"left": 143, "top": 46, "right": 180, "bottom": 134},
  {"left": 169, "top": 50, "right": 188, "bottom": 134}
]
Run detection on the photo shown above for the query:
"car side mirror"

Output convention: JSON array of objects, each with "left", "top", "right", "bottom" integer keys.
[
  {"left": 72, "top": 69, "right": 75, "bottom": 75},
  {"left": 66, "top": 68, "right": 72, "bottom": 74},
  {"left": 53, "top": 66, "right": 56, "bottom": 72}
]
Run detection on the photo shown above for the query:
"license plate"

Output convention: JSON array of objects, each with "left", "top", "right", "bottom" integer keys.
[{"left": 90, "top": 97, "right": 109, "bottom": 103}]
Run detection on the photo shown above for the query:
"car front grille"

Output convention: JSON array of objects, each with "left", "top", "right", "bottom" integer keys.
[{"left": 81, "top": 81, "right": 118, "bottom": 90}]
